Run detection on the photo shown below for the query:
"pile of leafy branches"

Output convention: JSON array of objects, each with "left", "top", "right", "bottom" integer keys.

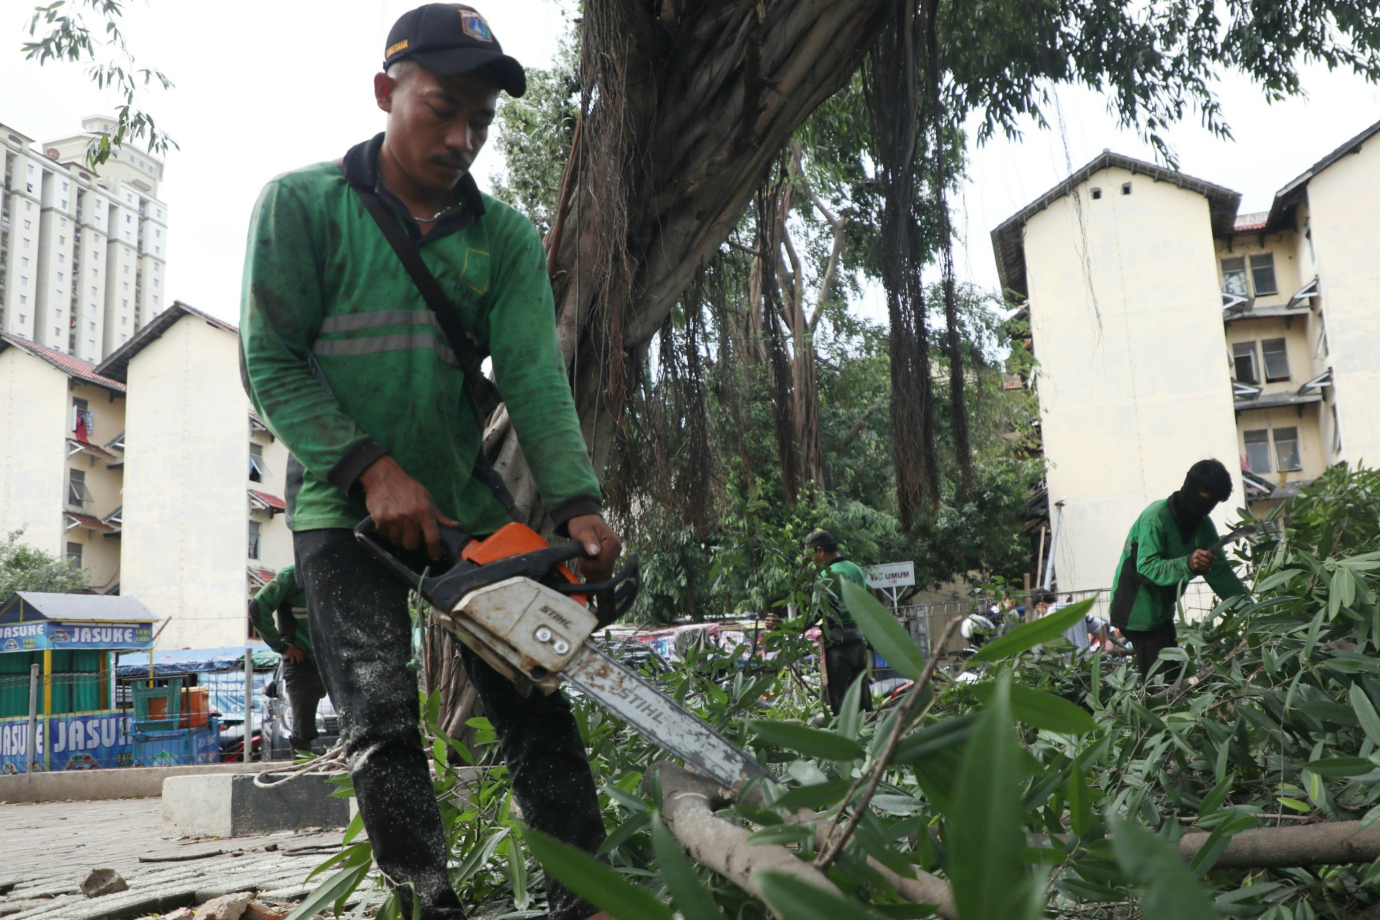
[{"left": 294, "top": 466, "right": 1380, "bottom": 920}]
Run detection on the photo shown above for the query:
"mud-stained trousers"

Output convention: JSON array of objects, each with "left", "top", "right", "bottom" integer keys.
[{"left": 295, "top": 530, "right": 606, "bottom": 920}]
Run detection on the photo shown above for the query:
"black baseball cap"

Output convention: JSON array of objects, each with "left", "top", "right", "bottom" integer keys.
[{"left": 383, "top": 4, "right": 526, "bottom": 97}]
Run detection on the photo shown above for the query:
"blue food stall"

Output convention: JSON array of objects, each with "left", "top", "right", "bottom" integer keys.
[{"left": 0, "top": 592, "right": 163, "bottom": 771}]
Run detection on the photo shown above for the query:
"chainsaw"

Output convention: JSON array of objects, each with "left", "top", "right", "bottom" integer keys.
[{"left": 355, "top": 518, "right": 767, "bottom": 789}]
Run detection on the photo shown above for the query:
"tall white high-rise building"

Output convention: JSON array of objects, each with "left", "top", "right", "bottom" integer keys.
[{"left": 0, "top": 116, "right": 169, "bottom": 363}]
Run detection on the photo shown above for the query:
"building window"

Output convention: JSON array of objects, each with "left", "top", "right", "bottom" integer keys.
[
  {"left": 72, "top": 398, "right": 92, "bottom": 435},
  {"left": 249, "top": 443, "right": 268, "bottom": 482},
  {"left": 248, "top": 521, "right": 261, "bottom": 560},
  {"left": 1250, "top": 253, "right": 1277, "bottom": 296},
  {"left": 1333, "top": 405, "right": 1343, "bottom": 453},
  {"left": 88, "top": 322, "right": 95, "bottom": 332},
  {"left": 1274, "top": 427, "right": 1302, "bottom": 472},
  {"left": 1315, "top": 315, "right": 1330, "bottom": 359},
  {"left": 1261, "top": 338, "right": 1291, "bottom": 382},
  {"left": 1244, "top": 429, "right": 1271, "bottom": 474},
  {"left": 66, "top": 542, "right": 82, "bottom": 570},
  {"left": 22, "top": 220, "right": 29, "bottom": 230},
  {"left": 1232, "top": 342, "right": 1259, "bottom": 385},
  {"left": 67, "top": 468, "right": 90, "bottom": 506},
  {"left": 1222, "top": 257, "right": 1248, "bottom": 297}
]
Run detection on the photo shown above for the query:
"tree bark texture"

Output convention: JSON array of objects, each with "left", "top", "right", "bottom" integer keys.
[
  {"left": 422, "top": 616, "right": 483, "bottom": 756},
  {"left": 488, "top": 0, "right": 890, "bottom": 521},
  {"left": 1177, "top": 821, "right": 1380, "bottom": 869}
]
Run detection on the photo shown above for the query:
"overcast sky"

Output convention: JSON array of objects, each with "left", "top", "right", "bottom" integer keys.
[{"left": 4, "top": 0, "right": 1378, "bottom": 327}]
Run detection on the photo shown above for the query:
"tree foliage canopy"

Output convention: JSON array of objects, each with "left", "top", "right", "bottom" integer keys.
[{"left": 0, "top": 530, "right": 88, "bottom": 597}]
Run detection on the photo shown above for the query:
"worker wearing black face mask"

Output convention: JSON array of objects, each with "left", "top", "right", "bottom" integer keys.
[{"left": 1108, "top": 459, "right": 1248, "bottom": 684}]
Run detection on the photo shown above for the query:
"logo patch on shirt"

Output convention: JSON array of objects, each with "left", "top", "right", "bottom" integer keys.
[{"left": 460, "top": 10, "right": 493, "bottom": 42}]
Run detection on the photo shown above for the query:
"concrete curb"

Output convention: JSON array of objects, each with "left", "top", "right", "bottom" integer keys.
[{"left": 0, "top": 762, "right": 282, "bottom": 804}]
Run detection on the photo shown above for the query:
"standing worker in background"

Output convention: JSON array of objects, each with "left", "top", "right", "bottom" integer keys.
[
  {"left": 1109, "top": 459, "right": 1247, "bottom": 684},
  {"left": 804, "top": 529, "right": 873, "bottom": 715},
  {"left": 248, "top": 565, "right": 326, "bottom": 754},
  {"left": 240, "top": 6, "right": 620, "bottom": 919}
]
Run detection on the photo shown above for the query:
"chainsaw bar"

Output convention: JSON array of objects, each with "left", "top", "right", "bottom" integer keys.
[{"left": 562, "top": 644, "right": 767, "bottom": 789}]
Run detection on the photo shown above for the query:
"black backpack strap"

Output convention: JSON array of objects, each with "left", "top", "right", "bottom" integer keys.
[{"left": 350, "top": 183, "right": 521, "bottom": 522}]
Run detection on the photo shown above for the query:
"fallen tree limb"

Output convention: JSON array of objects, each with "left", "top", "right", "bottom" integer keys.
[
  {"left": 1178, "top": 821, "right": 1380, "bottom": 868},
  {"left": 649, "top": 763, "right": 957, "bottom": 917},
  {"left": 646, "top": 763, "right": 839, "bottom": 913}
]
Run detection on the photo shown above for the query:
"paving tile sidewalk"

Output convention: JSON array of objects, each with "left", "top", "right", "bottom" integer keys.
[{"left": 0, "top": 798, "right": 349, "bottom": 920}]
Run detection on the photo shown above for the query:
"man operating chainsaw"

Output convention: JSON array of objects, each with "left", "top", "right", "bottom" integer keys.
[{"left": 240, "top": 6, "right": 618, "bottom": 918}]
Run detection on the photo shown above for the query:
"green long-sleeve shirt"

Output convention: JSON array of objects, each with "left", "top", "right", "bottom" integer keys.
[
  {"left": 1109, "top": 500, "right": 1247, "bottom": 632},
  {"left": 250, "top": 565, "right": 313, "bottom": 664},
  {"left": 240, "top": 134, "right": 601, "bottom": 535},
  {"left": 815, "top": 558, "right": 867, "bottom": 633}
]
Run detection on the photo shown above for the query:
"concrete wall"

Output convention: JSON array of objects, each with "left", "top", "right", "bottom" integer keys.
[
  {"left": 1023, "top": 166, "right": 1242, "bottom": 592},
  {"left": 0, "top": 348, "right": 67, "bottom": 556},
  {"left": 1304, "top": 139, "right": 1380, "bottom": 469},
  {"left": 123, "top": 315, "right": 249, "bottom": 649}
]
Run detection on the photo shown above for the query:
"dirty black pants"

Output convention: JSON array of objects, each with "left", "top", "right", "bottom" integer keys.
[
  {"left": 824, "top": 637, "right": 873, "bottom": 716},
  {"left": 283, "top": 660, "right": 326, "bottom": 752},
  {"left": 295, "top": 530, "right": 606, "bottom": 920},
  {"left": 1124, "top": 619, "right": 1181, "bottom": 685}
]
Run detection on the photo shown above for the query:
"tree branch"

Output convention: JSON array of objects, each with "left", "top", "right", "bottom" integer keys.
[
  {"left": 839, "top": 399, "right": 885, "bottom": 452},
  {"left": 814, "top": 614, "right": 965, "bottom": 869}
]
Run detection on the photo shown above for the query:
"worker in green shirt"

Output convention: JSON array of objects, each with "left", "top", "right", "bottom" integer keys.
[
  {"left": 248, "top": 565, "right": 326, "bottom": 754},
  {"left": 1109, "top": 459, "right": 1248, "bottom": 684},
  {"left": 240, "top": 7, "right": 620, "bottom": 919},
  {"left": 805, "top": 529, "right": 873, "bottom": 715}
]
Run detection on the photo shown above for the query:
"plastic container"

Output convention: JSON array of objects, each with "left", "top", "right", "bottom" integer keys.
[{"left": 179, "top": 687, "right": 209, "bottom": 729}]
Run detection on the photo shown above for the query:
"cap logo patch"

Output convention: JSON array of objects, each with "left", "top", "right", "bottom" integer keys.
[
  {"left": 459, "top": 10, "right": 493, "bottom": 42},
  {"left": 385, "top": 38, "right": 409, "bottom": 58}
]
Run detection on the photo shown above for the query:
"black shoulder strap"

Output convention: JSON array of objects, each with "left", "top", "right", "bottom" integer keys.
[
  {"left": 350, "top": 182, "right": 520, "bottom": 522},
  {"left": 351, "top": 183, "right": 503, "bottom": 416}
]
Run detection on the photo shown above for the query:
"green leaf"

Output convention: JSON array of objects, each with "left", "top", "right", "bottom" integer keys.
[
  {"left": 750, "top": 720, "right": 866, "bottom": 762},
  {"left": 1109, "top": 815, "right": 1217, "bottom": 920},
  {"left": 969, "top": 681, "right": 1097, "bottom": 735},
  {"left": 842, "top": 579, "right": 926, "bottom": 681},
  {"left": 948, "top": 672, "right": 1030, "bottom": 920},
  {"left": 772, "top": 778, "right": 853, "bottom": 812},
  {"left": 756, "top": 870, "right": 889, "bottom": 920},
  {"left": 747, "top": 823, "right": 816, "bottom": 846},
  {"left": 892, "top": 714, "right": 976, "bottom": 763},
  {"left": 506, "top": 833, "right": 530, "bottom": 911},
  {"left": 838, "top": 670, "right": 867, "bottom": 741},
  {"left": 597, "top": 812, "right": 651, "bottom": 857},
  {"left": 1301, "top": 756, "right": 1374, "bottom": 778},
  {"left": 342, "top": 810, "right": 366, "bottom": 846},
  {"left": 1351, "top": 683, "right": 1380, "bottom": 747},
  {"left": 970, "top": 598, "right": 1097, "bottom": 663},
  {"left": 651, "top": 812, "right": 726, "bottom": 920},
  {"left": 523, "top": 827, "right": 673, "bottom": 920},
  {"left": 452, "top": 828, "right": 509, "bottom": 885},
  {"left": 1187, "top": 814, "right": 1256, "bottom": 877},
  {"left": 285, "top": 864, "right": 370, "bottom": 920},
  {"left": 1068, "top": 762, "right": 1092, "bottom": 837},
  {"left": 1199, "top": 773, "right": 1234, "bottom": 817}
]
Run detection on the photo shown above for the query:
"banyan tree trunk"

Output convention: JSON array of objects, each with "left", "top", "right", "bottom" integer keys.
[{"left": 486, "top": 0, "right": 889, "bottom": 525}]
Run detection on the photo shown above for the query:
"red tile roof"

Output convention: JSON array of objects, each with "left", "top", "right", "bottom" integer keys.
[
  {"left": 67, "top": 439, "right": 117, "bottom": 461},
  {"left": 249, "top": 567, "right": 277, "bottom": 586},
  {"left": 249, "top": 489, "right": 286, "bottom": 512},
  {"left": 65, "top": 512, "right": 115, "bottom": 533},
  {"left": 1, "top": 334, "right": 126, "bottom": 393}
]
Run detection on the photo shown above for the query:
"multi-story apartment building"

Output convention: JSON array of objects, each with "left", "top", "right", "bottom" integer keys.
[
  {"left": 991, "top": 118, "right": 1380, "bottom": 593},
  {"left": 95, "top": 301, "right": 291, "bottom": 648},
  {"left": 0, "top": 116, "right": 169, "bottom": 364},
  {"left": 0, "top": 334, "right": 126, "bottom": 591}
]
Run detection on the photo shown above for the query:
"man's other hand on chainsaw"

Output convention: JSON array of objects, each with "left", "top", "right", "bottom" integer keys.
[
  {"left": 569, "top": 514, "right": 621, "bottom": 581},
  {"left": 360, "top": 455, "right": 461, "bottom": 559}
]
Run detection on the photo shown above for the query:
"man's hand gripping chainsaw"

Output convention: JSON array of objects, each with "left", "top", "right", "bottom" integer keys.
[{"left": 355, "top": 519, "right": 766, "bottom": 789}]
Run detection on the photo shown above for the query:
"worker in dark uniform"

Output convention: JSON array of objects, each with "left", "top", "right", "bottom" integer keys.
[
  {"left": 249, "top": 565, "right": 326, "bottom": 753},
  {"left": 805, "top": 529, "right": 873, "bottom": 715},
  {"left": 1109, "top": 459, "right": 1248, "bottom": 684},
  {"left": 240, "top": 7, "right": 620, "bottom": 919}
]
